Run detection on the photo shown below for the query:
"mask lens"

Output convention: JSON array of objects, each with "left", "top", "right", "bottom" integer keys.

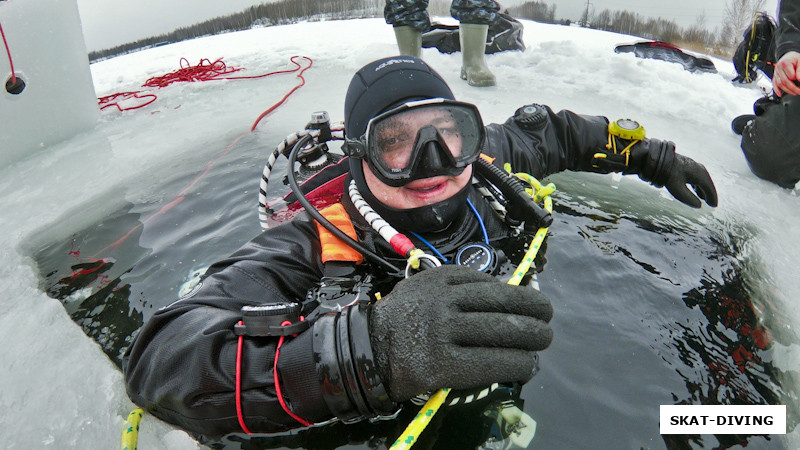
[{"left": 365, "top": 101, "right": 483, "bottom": 181}]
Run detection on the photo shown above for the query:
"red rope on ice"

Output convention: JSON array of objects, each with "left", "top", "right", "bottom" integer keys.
[
  {"left": 0, "top": 19, "right": 17, "bottom": 85},
  {"left": 249, "top": 56, "right": 312, "bottom": 131},
  {"left": 83, "top": 56, "right": 313, "bottom": 259},
  {"left": 97, "top": 55, "right": 312, "bottom": 115},
  {"left": 97, "top": 91, "right": 158, "bottom": 111},
  {"left": 142, "top": 57, "right": 245, "bottom": 88}
]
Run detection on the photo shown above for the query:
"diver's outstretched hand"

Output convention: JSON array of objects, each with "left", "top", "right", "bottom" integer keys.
[
  {"left": 369, "top": 265, "right": 553, "bottom": 402},
  {"left": 662, "top": 153, "right": 718, "bottom": 208}
]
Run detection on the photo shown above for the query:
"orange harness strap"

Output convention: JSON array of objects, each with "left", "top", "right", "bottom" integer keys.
[{"left": 315, "top": 203, "right": 364, "bottom": 264}]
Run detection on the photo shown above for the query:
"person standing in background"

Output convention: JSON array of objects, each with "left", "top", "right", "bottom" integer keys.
[
  {"left": 772, "top": 0, "right": 800, "bottom": 96},
  {"left": 733, "top": 0, "right": 800, "bottom": 189},
  {"left": 385, "top": 0, "right": 500, "bottom": 87}
]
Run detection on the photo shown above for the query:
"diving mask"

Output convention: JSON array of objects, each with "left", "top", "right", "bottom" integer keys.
[{"left": 344, "top": 98, "right": 486, "bottom": 187}]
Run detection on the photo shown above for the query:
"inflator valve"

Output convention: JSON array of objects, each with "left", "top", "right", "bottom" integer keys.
[{"left": 306, "top": 111, "right": 332, "bottom": 143}]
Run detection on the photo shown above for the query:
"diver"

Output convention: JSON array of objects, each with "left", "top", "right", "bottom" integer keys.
[
  {"left": 122, "top": 56, "right": 718, "bottom": 445},
  {"left": 732, "top": 0, "right": 800, "bottom": 188},
  {"left": 772, "top": 0, "right": 800, "bottom": 98},
  {"left": 386, "top": 0, "right": 501, "bottom": 86}
]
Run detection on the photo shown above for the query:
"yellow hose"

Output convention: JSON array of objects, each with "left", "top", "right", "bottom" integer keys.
[
  {"left": 120, "top": 408, "right": 143, "bottom": 450},
  {"left": 390, "top": 388, "right": 451, "bottom": 450},
  {"left": 508, "top": 171, "right": 555, "bottom": 286},
  {"left": 390, "top": 168, "right": 555, "bottom": 449}
]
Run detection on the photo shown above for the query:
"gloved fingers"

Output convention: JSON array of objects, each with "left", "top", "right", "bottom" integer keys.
[
  {"left": 455, "top": 284, "right": 554, "bottom": 322},
  {"left": 666, "top": 182, "right": 702, "bottom": 208},
  {"left": 401, "top": 264, "right": 497, "bottom": 288},
  {"left": 450, "top": 312, "right": 553, "bottom": 351},
  {"left": 668, "top": 155, "right": 718, "bottom": 208},
  {"left": 437, "top": 264, "right": 499, "bottom": 285},
  {"left": 690, "top": 181, "right": 718, "bottom": 207},
  {"left": 448, "top": 347, "right": 539, "bottom": 388},
  {"left": 684, "top": 160, "right": 718, "bottom": 207}
]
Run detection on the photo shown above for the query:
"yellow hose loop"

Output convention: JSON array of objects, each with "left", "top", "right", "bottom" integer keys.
[
  {"left": 407, "top": 248, "right": 426, "bottom": 270},
  {"left": 502, "top": 168, "right": 555, "bottom": 286},
  {"left": 121, "top": 408, "right": 143, "bottom": 450},
  {"left": 390, "top": 388, "right": 451, "bottom": 450}
]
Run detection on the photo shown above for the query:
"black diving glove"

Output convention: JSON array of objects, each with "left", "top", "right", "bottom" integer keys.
[
  {"left": 593, "top": 135, "right": 718, "bottom": 208},
  {"left": 368, "top": 265, "right": 554, "bottom": 403}
]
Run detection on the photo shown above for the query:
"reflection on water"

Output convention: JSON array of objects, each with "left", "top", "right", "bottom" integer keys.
[
  {"left": 33, "top": 205, "right": 148, "bottom": 364},
  {"left": 25, "top": 156, "right": 799, "bottom": 448},
  {"left": 666, "top": 247, "right": 799, "bottom": 449}
]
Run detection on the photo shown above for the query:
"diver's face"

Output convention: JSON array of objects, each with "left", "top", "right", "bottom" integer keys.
[
  {"left": 363, "top": 160, "right": 472, "bottom": 210},
  {"left": 362, "top": 106, "right": 472, "bottom": 210},
  {"left": 371, "top": 107, "right": 466, "bottom": 172}
]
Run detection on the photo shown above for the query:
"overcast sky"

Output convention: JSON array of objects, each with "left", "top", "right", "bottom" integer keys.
[{"left": 76, "top": 0, "right": 781, "bottom": 52}]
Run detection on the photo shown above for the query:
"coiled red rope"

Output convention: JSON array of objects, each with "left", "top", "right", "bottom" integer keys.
[
  {"left": 77, "top": 56, "right": 313, "bottom": 268},
  {"left": 142, "top": 57, "right": 244, "bottom": 88},
  {"left": 97, "top": 91, "right": 158, "bottom": 111},
  {"left": 98, "top": 55, "right": 312, "bottom": 115}
]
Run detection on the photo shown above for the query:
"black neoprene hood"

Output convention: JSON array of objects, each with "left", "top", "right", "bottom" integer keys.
[{"left": 344, "top": 56, "right": 455, "bottom": 139}]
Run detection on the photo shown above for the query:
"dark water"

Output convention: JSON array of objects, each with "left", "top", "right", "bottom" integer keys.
[{"left": 26, "top": 133, "right": 799, "bottom": 449}]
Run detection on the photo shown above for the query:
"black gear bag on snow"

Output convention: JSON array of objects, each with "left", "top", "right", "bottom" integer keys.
[
  {"left": 614, "top": 40, "right": 717, "bottom": 73},
  {"left": 421, "top": 12, "right": 525, "bottom": 54},
  {"left": 732, "top": 12, "right": 777, "bottom": 83}
]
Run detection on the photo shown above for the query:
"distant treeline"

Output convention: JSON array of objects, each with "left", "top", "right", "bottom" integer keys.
[
  {"left": 88, "top": 0, "right": 731, "bottom": 62},
  {"left": 88, "top": 0, "right": 384, "bottom": 61},
  {"left": 508, "top": 2, "right": 725, "bottom": 55}
]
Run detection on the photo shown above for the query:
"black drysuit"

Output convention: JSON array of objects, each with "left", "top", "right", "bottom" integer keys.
[
  {"left": 122, "top": 105, "right": 614, "bottom": 438},
  {"left": 740, "top": 0, "right": 800, "bottom": 188},
  {"left": 777, "top": 0, "right": 800, "bottom": 59}
]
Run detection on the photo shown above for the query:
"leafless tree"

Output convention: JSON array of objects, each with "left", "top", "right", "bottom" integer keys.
[
  {"left": 509, "top": 1, "right": 558, "bottom": 24},
  {"left": 592, "top": 9, "right": 612, "bottom": 31},
  {"left": 720, "top": 0, "right": 767, "bottom": 50},
  {"left": 579, "top": 0, "right": 594, "bottom": 27}
]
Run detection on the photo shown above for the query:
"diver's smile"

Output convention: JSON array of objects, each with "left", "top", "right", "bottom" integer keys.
[
  {"left": 362, "top": 160, "right": 472, "bottom": 210},
  {"left": 404, "top": 178, "right": 447, "bottom": 193}
]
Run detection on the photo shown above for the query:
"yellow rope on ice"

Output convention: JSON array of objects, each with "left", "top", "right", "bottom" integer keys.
[{"left": 120, "top": 408, "right": 143, "bottom": 450}]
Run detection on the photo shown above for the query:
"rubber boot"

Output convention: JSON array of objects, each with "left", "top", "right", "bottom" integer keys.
[
  {"left": 393, "top": 26, "right": 422, "bottom": 57},
  {"left": 459, "top": 23, "right": 495, "bottom": 87},
  {"left": 731, "top": 114, "right": 756, "bottom": 135}
]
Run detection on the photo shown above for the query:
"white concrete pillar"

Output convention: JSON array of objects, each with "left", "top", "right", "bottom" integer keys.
[{"left": 1, "top": 0, "right": 98, "bottom": 167}]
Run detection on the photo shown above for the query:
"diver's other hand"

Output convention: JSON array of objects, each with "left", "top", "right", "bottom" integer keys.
[
  {"left": 616, "top": 137, "right": 718, "bottom": 208},
  {"left": 660, "top": 153, "right": 718, "bottom": 208},
  {"left": 368, "top": 265, "right": 553, "bottom": 403},
  {"left": 773, "top": 51, "right": 800, "bottom": 97}
]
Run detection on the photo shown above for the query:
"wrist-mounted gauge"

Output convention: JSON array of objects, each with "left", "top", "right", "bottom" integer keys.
[{"left": 608, "top": 119, "right": 646, "bottom": 141}]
